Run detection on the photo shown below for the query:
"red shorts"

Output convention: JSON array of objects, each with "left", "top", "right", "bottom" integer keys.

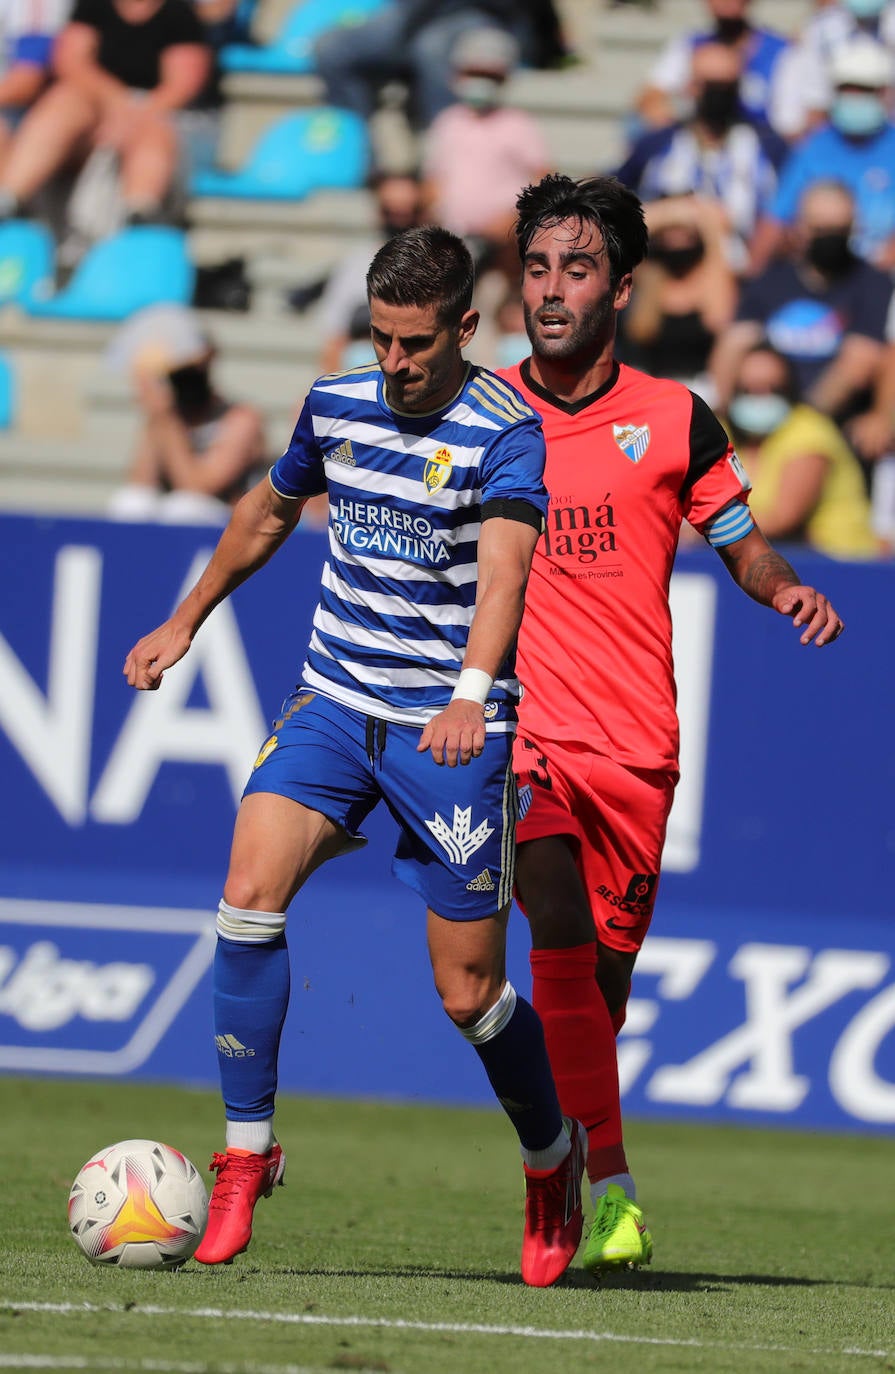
[{"left": 513, "top": 733, "right": 677, "bottom": 954}]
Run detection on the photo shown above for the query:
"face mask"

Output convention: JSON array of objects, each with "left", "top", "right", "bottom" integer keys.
[
  {"left": 494, "top": 332, "right": 530, "bottom": 369},
  {"left": 831, "top": 92, "right": 887, "bottom": 137},
  {"left": 843, "top": 0, "right": 887, "bottom": 18},
  {"left": 341, "top": 339, "right": 377, "bottom": 370},
  {"left": 715, "top": 15, "right": 749, "bottom": 42},
  {"left": 649, "top": 238, "right": 706, "bottom": 277},
  {"left": 453, "top": 75, "right": 504, "bottom": 110},
  {"left": 728, "top": 391, "right": 792, "bottom": 437},
  {"left": 168, "top": 363, "right": 212, "bottom": 411},
  {"left": 696, "top": 81, "right": 741, "bottom": 132},
  {"left": 805, "top": 230, "right": 854, "bottom": 276}
]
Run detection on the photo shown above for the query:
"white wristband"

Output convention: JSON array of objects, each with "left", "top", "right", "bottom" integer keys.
[{"left": 451, "top": 668, "right": 493, "bottom": 705}]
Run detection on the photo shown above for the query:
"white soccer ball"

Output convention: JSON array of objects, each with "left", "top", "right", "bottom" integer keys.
[{"left": 68, "top": 1138, "right": 208, "bottom": 1269}]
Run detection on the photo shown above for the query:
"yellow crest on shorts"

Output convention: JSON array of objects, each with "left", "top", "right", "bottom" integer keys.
[
  {"left": 424, "top": 445, "right": 452, "bottom": 495},
  {"left": 253, "top": 734, "right": 278, "bottom": 770}
]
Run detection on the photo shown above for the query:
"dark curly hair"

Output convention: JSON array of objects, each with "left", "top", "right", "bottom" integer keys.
[{"left": 515, "top": 175, "right": 649, "bottom": 287}]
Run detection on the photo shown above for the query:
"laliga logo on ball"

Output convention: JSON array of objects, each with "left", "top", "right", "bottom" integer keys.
[{"left": 68, "top": 1139, "right": 208, "bottom": 1269}]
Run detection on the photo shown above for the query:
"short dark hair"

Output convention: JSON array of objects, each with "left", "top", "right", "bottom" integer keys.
[
  {"left": 742, "top": 340, "right": 802, "bottom": 403},
  {"left": 366, "top": 226, "right": 474, "bottom": 325},
  {"left": 515, "top": 174, "right": 649, "bottom": 286}
]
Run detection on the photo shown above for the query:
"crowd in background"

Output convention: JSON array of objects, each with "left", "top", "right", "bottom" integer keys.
[{"left": 0, "top": 0, "right": 893, "bottom": 556}]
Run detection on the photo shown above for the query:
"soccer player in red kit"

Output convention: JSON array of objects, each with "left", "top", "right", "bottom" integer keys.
[{"left": 499, "top": 174, "right": 844, "bottom": 1274}]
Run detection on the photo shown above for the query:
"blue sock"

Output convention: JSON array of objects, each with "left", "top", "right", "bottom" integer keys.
[
  {"left": 462, "top": 984, "right": 563, "bottom": 1150},
  {"left": 213, "top": 932, "right": 290, "bottom": 1121}
]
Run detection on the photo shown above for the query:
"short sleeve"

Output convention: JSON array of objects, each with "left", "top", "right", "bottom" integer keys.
[
  {"left": 736, "top": 270, "right": 775, "bottom": 325},
  {"left": 69, "top": 0, "right": 104, "bottom": 26},
  {"left": 849, "top": 269, "right": 894, "bottom": 343},
  {"left": 160, "top": 0, "right": 205, "bottom": 45},
  {"left": 770, "top": 144, "right": 812, "bottom": 225},
  {"left": 269, "top": 396, "right": 327, "bottom": 499},
  {"left": 681, "top": 391, "right": 752, "bottom": 531},
  {"left": 479, "top": 415, "right": 548, "bottom": 520}
]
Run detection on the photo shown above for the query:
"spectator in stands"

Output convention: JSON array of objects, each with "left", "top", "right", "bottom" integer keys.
[
  {"left": 192, "top": 0, "right": 254, "bottom": 52},
  {"left": 750, "top": 36, "right": 895, "bottom": 272},
  {"left": 617, "top": 193, "right": 737, "bottom": 403},
  {"left": 106, "top": 304, "right": 265, "bottom": 524},
  {"left": 421, "top": 27, "right": 551, "bottom": 284},
  {"left": 313, "top": 0, "right": 539, "bottom": 133},
  {"left": 616, "top": 41, "right": 786, "bottom": 271},
  {"left": 492, "top": 286, "right": 529, "bottom": 369},
  {"left": 776, "top": 0, "right": 895, "bottom": 139},
  {"left": 724, "top": 341, "right": 877, "bottom": 557},
  {"left": 315, "top": 170, "right": 423, "bottom": 375},
  {"left": 0, "top": 0, "right": 213, "bottom": 227},
  {"left": 0, "top": 0, "right": 69, "bottom": 171},
  {"left": 711, "top": 180, "right": 895, "bottom": 428},
  {"left": 635, "top": 0, "right": 793, "bottom": 139}
]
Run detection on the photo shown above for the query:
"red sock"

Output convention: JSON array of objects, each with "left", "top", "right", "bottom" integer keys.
[{"left": 530, "top": 943, "right": 628, "bottom": 1183}]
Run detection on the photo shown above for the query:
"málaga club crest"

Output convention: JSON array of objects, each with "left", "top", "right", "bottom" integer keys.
[{"left": 613, "top": 423, "right": 651, "bottom": 463}]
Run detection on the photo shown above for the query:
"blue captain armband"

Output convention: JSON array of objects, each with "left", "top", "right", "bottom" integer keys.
[{"left": 704, "top": 500, "right": 754, "bottom": 548}]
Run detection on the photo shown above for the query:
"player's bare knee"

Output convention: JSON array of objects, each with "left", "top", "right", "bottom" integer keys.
[
  {"left": 453, "top": 980, "right": 518, "bottom": 1043},
  {"left": 223, "top": 872, "right": 281, "bottom": 915},
  {"left": 439, "top": 974, "right": 505, "bottom": 1028}
]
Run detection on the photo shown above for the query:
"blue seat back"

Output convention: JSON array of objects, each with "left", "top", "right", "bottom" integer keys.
[
  {"left": 0, "top": 220, "right": 54, "bottom": 307},
  {"left": 0, "top": 350, "right": 15, "bottom": 428},
  {"left": 27, "top": 227, "right": 196, "bottom": 321},
  {"left": 191, "top": 107, "right": 368, "bottom": 199},
  {"left": 221, "top": 0, "right": 385, "bottom": 73}
]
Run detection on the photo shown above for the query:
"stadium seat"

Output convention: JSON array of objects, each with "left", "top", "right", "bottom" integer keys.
[
  {"left": 0, "top": 350, "right": 15, "bottom": 428},
  {"left": 25, "top": 226, "right": 196, "bottom": 321},
  {"left": 190, "top": 107, "right": 368, "bottom": 201},
  {"left": 219, "top": 0, "right": 385, "bottom": 75},
  {"left": 0, "top": 219, "right": 54, "bottom": 309}
]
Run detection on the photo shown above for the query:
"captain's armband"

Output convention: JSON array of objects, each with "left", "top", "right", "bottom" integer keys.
[
  {"left": 481, "top": 498, "right": 544, "bottom": 532},
  {"left": 703, "top": 500, "right": 754, "bottom": 548}
]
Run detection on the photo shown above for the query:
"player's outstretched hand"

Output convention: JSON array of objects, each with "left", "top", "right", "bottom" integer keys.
[
  {"left": 123, "top": 619, "right": 192, "bottom": 690},
  {"left": 418, "top": 699, "right": 487, "bottom": 767},
  {"left": 771, "top": 585, "right": 844, "bottom": 646}
]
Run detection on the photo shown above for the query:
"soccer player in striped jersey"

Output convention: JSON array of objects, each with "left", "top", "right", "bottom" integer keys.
[
  {"left": 498, "top": 175, "right": 844, "bottom": 1275},
  {"left": 123, "top": 225, "right": 586, "bottom": 1287}
]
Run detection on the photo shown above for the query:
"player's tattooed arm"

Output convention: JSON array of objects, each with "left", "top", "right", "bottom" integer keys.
[
  {"left": 724, "top": 542, "right": 799, "bottom": 603},
  {"left": 717, "top": 526, "right": 844, "bottom": 646}
]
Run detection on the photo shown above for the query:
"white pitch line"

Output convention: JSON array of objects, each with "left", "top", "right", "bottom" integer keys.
[
  {"left": 2, "top": 1300, "right": 892, "bottom": 1363},
  {"left": 0, "top": 1361, "right": 330, "bottom": 1374}
]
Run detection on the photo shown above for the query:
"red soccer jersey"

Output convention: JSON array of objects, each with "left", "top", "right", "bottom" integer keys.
[{"left": 500, "top": 359, "right": 750, "bottom": 772}]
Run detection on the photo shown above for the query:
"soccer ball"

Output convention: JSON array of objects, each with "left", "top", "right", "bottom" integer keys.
[{"left": 68, "top": 1138, "right": 208, "bottom": 1269}]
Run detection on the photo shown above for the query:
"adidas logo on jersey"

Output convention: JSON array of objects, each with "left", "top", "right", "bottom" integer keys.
[
  {"left": 466, "top": 868, "right": 496, "bottom": 892},
  {"left": 331, "top": 439, "right": 356, "bottom": 466},
  {"left": 215, "top": 1033, "right": 255, "bottom": 1058}
]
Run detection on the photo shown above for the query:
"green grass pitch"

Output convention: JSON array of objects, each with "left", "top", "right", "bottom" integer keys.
[{"left": 0, "top": 1076, "right": 891, "bottom": 1374}]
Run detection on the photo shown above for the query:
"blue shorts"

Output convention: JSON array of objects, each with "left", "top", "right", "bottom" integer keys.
[{"left": 243, "top": 690, "right": 518, "bottom": 921}]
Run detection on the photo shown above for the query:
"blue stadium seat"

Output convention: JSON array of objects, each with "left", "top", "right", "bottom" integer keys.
[
  {"left": 0, "top": 220, "right": 54, "bottom": 308},
  {"left": 190, "top": 107, "right": 368, "bottom": 200},
  {"left": 0, "top": 350, "right": 15, "bottom": 428},
  {"left": 220, "top": 0, "right": 385, "bottom": 75},
  {"left": 26, "top": 226, "right": 196, "bottom": 321}
]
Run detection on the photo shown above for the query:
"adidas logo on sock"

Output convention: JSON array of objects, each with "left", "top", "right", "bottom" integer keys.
[
  {"left": 215, "top": 1033, "right": 255, "bottom": 1058},
  {"left": 466, "top": 868, "right": 495, "bottom": 892},
  {"left": 331, "top": 438, "right": 355, "bottom": 466}
]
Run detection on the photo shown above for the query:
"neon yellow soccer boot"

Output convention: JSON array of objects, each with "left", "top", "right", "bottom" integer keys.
[{"left": 583, "top": 1183, "right": 653, "bottom": 1272}]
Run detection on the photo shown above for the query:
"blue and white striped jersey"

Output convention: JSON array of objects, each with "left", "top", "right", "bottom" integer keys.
[{"left": 269, "top": 362, "right": 547, "bottom": 729}]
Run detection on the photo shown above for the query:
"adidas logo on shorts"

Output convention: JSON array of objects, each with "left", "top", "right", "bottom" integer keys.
[{"left": 466, "top": 868, "right": 496, "bottom": 892}]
